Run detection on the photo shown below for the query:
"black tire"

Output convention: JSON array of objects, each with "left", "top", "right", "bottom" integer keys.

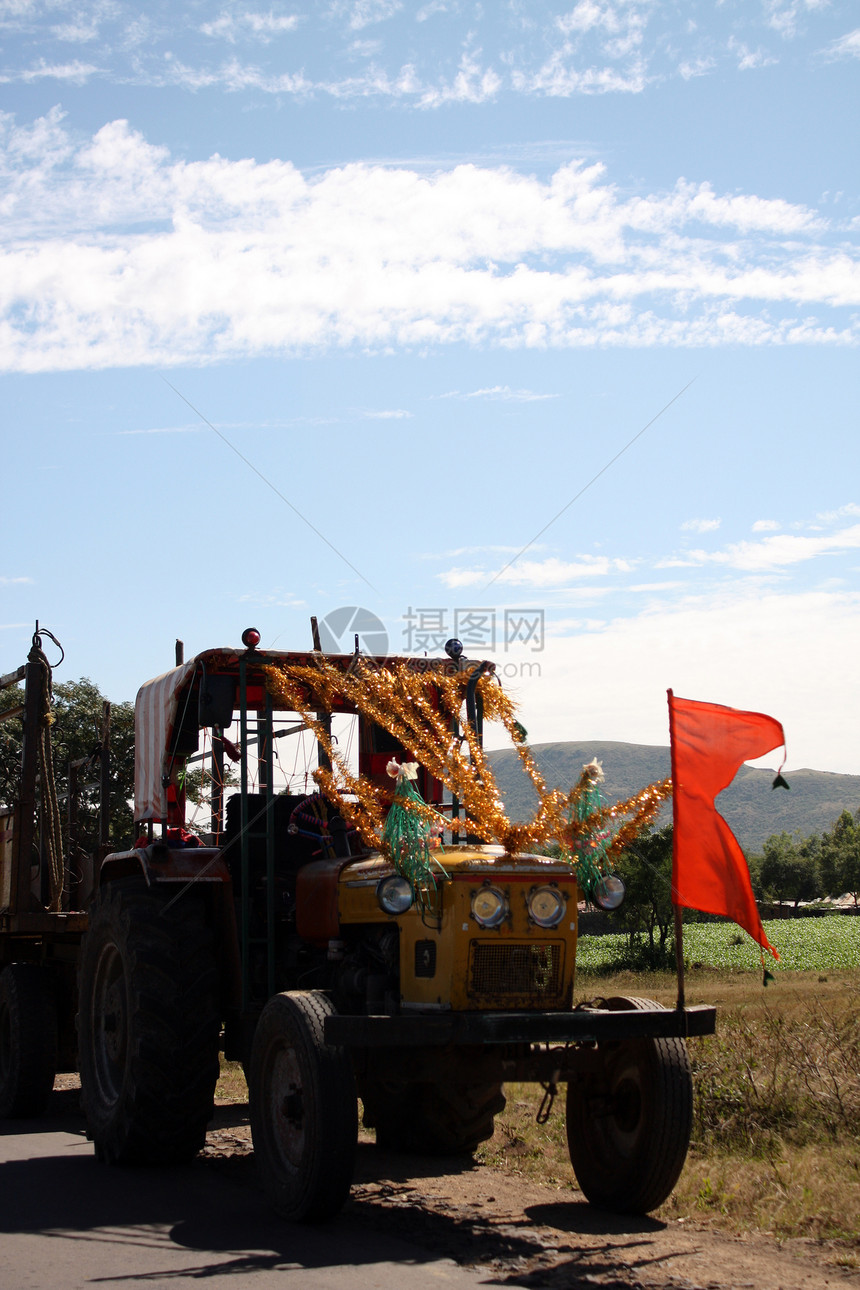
[
  {"left": 367, "top": 1079, "right": 506, "bottom": 1155},
  {"left": 0, "top": 963, "right": 58, "bottom": 1118},
  {"left": 78, "top": 877, "right": 220, "bottom": 1165},
  {"left": 249, "top": 990, "right": 357, "bottom": 1222},
  {"left": 565, "top": 996, "right": 693, "bottom": 1214}
]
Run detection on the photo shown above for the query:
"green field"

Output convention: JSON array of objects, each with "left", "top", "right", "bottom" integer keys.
[{"left": 576, "top": 914, "right": 859, "bottom": 974}]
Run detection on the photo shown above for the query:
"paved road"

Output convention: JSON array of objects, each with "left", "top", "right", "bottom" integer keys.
[{"left": 0, "top": 1091, "right": 487, "bottom": 1290}]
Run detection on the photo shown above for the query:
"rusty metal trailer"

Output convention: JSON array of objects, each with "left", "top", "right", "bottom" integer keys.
[{"left": 0, "top": 625, "right": 108, "bottom": 1114}]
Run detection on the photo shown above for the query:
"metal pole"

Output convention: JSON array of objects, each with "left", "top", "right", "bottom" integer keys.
[
  {"left": 211, "top": 726, "right": 224, "bottom": 842},
  {"left": 239, "top": 656, "right": 250, "bottom": 1011},
  {"left": 667, "top": 688, "right": 686, "bottom": 1012},
  {"left": 99, "top": 701, "right": 111, "bottom": 852}
]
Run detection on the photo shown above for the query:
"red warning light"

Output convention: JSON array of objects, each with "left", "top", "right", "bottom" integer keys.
[{"left": 241, "top": 627, "right": 261, "bottom": 650}]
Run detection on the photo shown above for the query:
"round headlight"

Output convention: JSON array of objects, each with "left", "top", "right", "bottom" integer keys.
[
  {"left": 471, "top": 885, "right": 508, "bottom": 928},
  {"left": 377, "top": 874, "right": 413, "bottom": 915},
  {"left": 593, "top": 874, "right": 625, "bottom": 911},
  {"left": 527, "top": 884, "right": 566, "bottom": 928}
]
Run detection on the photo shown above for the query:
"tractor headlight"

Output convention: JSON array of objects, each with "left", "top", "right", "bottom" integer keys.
[
  {"left": 526, "top": 884, "right": 566, "bottom": 928},
  {"left": 377, "top": 874, "right": 413, "bottom": 915},
  {"left": 471, "top": 885, "right": 508, "bottom": 928},
  {"left": 593, "top": 874, "right": 625, "bottom": 911}
]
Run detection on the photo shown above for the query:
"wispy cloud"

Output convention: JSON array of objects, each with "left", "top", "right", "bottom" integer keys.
[
  {"left": 821, "top": 28, "right": 860, "bottom": 59},
  {"left": 752, "top": 519, "right": 781, "bottom": 532},
  {"left": 360, "top": 408, "right": 413, "bottom": 418},
  {"left": 659, "top": 522, "right": 860, "bottom": 572},
  {"left": 0, "top": 58, "right": 98, "bottom": 83},
  {"left": 116, "top": 424, "right": 202, "bottom": 435},
  {"left": 680, "top": 517, "right": 721, "bottom": 533},
  {"left": 0, "top": 576, "right": 32, "bottom": 585},
  {"left": 200, "top": 11, "right": 302, "bottom": 43},
  {"left": 439, "top": 554, "right": 636, "bottom": 589},
  {"left": 0, "top": 1, "right": 848, "bottom": 105},
  {"left": 0, "top": 114, "right": 855, "bottom": 372},
  {"left": 440, "top": 386, "right": 558, "bottom": 402}
]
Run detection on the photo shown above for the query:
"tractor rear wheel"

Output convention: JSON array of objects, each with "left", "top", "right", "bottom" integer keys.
[
  {"left": 0, "top": 963, "right": 58, "bottom": 1118},
  {"left": 565, "top": 996, "right": 693, "bottom": 1214},
  {"left": 367, "top": 1078, "right": 506, "bottom": 1155},
  {"left": 78, "top": 877, "right": 220, "bottom": 1164},
  {"left": 250, "top": 990, "right": 357, "bottom": 1222}
]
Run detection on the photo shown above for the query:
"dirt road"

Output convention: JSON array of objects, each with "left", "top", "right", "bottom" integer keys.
[
  {"left": 204, "top": 1103, "right": 860, "bottom": 1290},
  {"left": 4, "top": 1083, "right": 856, "bottom": 1290}
]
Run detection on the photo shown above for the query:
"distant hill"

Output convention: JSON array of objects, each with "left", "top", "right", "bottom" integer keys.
[{"left": 485, "top": 740, "right": 860, "bottom": 853}]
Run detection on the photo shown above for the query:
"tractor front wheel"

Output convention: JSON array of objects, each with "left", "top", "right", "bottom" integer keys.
[
  {"left": 249, "top": 990, "right": 357, "bottom": 1222},
  {"left": 565, "top": 996, "right": 693, "bottom": 1214}
]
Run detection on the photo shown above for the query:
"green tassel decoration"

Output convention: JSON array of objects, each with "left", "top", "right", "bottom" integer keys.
[
  {"left": 568, "top": 758, "right": 612, "bottom": 899},
  {"left": 382, "top": 762, "right": 447, "bottom": 916}
]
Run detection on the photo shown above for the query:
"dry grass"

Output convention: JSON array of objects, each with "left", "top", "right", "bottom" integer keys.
[
  {"left": 478, "top": 969, "right": 860, "bottom": 1245},
  {"left": 215, "top": 1059, "right": 248, "bottom": 1104}
]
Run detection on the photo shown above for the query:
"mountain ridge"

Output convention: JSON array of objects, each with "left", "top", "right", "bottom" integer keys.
[{"left": 485, "top": 740, "right": 860, "bottom": 852}]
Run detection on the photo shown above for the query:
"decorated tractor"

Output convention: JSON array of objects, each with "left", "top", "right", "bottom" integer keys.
[{"left": 71, "top": 627, "right": 716, "bottom": 1221}]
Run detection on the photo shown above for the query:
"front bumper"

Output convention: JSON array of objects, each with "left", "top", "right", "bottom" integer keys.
[{"left": 325, "top": 1003, "right": 716, "bottom": 1048}]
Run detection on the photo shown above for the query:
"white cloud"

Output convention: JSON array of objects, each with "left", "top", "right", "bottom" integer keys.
[
  {"left": 333, "top": 0, "right": 403, "bottom": 32},
  {"left": 660, "top": 522, "right": 860, "bottom": 573},
  {"left": 416, "top": 1, "right": 449, "bottom": 20},
  {"left": 680, "top": 517, "right": 721, "bottom": 533},
  {"left": 513, "top": 55, "right": 647, "bottom": 96},
  {"left": 439, "top": 555, "right": 635, "bottom": 589},
  {"left": 752, "top": 519, "right": 781, "bottom": 532},
  {"left": 0, "top": 116, "right": 855, "bottom": 372},
  {"left": 500, "top": 587, "right": 860, "bottom": 774},
  {"left": 417, "top": 50, "right": 501, "bottom": 106},
  {"left": 0, "top": 575, "right": 32, "bottom": 585},
  {"left": 678, "top": 56, "right": 715, "bottom": 80},
  {"left": 727, "top": 38, "right": 777, "bottom": 71},
  {"left": 821, "top": 28, "right": 860, "bottom": 60},
  {"left": 200, "top": 11, "right": 302, "bottom": 43},
  {"left": 0, "top": 58, "right": 98, "bottom": 83},
  {"left": 360, "top": 408, "right": 413, "bottom": 418},
  {"left": 116, "top": 424, "right": 202, "bottom": 435},
  {"left": 441, "top": 386, "right": 557, "bottom": 402}
]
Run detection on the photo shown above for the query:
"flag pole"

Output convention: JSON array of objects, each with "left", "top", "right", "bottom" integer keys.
[{"left": 667, "top": 689, "right": 686, "bottom": 1012}]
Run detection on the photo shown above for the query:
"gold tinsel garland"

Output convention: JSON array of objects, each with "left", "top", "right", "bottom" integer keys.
[{"left": 262, "top": 659, "right": 671, "bottom": 875}]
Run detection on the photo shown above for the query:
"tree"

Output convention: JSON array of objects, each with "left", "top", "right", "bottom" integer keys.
[
  {"left": 614, "top": 825, "right": 676, "bottom": 964},
  {"left": 820, "top": 810, "right": 860, "bottom": 906},
  {"left": 0, "top": 676, "right": 135, "bottom": 856},
  {"left": 758, "top": 831, "right": 819, "bottom": 907}
]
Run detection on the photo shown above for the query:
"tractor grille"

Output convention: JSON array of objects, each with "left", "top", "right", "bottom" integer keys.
[
  {"left": 414, "top": 939, "right": 437, "bottom": 978},
  {"left": 468, "top": 941, "right": 564, "bottom": 1003}
]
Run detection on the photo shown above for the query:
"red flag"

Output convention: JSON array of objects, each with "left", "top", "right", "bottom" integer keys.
[{"left": 668, "top": 691, "right": 784, "bottom": 961}]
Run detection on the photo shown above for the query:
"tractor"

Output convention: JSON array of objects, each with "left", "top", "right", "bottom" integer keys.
[{"left": 2, "top": 624, "right": 715, "bottom": 1221}]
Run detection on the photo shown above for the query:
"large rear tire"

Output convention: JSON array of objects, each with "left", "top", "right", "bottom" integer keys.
[
  {"left": 78, "top": 878, "right": 220, "bottom": 1164},
  {"left": 250, "top": 990, "right": 357, "bottom": 1222},
  {"left": 366, "top": 1078, "right": 506, "bottom": 1155},
  {"left": 565, "top": 996, "right": 693, "bottom": 1214},
  {"left": 0, "top": 963, "right": 58, "bottom": 1118}
]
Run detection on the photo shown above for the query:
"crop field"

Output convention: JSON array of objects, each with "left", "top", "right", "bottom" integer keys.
[{"left": 575, "top": 914, "right": 859, "bottom": 974}]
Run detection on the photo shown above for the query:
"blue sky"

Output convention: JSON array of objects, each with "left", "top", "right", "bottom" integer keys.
[{"left": 1, "top": 0, "right": 859, "bottom": 774}]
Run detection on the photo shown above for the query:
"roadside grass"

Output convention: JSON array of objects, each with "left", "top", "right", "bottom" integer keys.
[{"left": 478, "top": 966, "right": 860, "bottom": 1252}]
